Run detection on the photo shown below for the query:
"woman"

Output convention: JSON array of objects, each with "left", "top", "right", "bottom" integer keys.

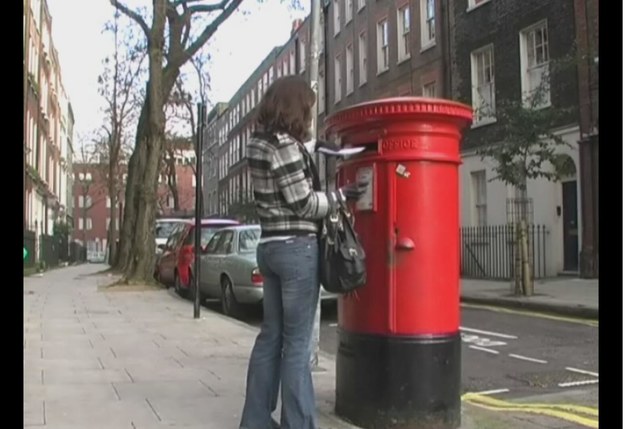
[{"left": 240, "top": 75, "right": 366, "bottom": 429}]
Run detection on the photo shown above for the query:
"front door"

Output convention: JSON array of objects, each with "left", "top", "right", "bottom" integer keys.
[{"left": 562, "top": 181, "right": 579, "bottom": 272}]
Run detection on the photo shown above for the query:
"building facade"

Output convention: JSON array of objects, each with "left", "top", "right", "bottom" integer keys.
[
  {"left": 203, "top": 102, "right": 229, "bottom": 217},
  {"left": 573, "top": 0, "right": 598, "bottom": 278},
  {"left": 324, "top": 0, "right": 450, "bottom": 115},
  {"left": 24, "top": 0, "right": 75, "bottom": 246},
  {"left": 450, "top": 0, "right": 583, "bottom": 277},
  {"left": 71, "top": 163, "right": 116, "bottom": 261}
]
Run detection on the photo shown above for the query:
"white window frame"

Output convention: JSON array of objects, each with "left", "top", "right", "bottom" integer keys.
[
  {"left": 86, "top": 218, "right": 93, "bottom": 231},
  {"left": 334, "top": 55, "right": 342, "bottom": 103},
  {"left": 346, "top": 43, "right": 354, "bottom": 95},
  {"left": 422, "top": 81, "right": 437, "bottom": 98},
  {"left": 377, "top": 19, "right": 389, "bottom": 74},
  {"left": 333, "top": 0, "right": 341, "bottom": 36},
  {"left": 470, "top": 44, "right": 496, "bottom": 126},
  {"left": 289, "top": 50, "right": 296, "bottom": 74},
  {"left": 106, "top": 197, "right": 111, "bottom": 208},
  {"left": 358, "top": 31, "right": 367, "bottom": 86},
  {"left": 519, "top": 20, "right": 551, "bottom": 109},
  {"left": 345, "top": 0, "right": 353, "bottom": 24},
  {"left": 420, "top": 0, "right": 436, "bottom": 51},
  {"left": 397, "top": 4, "right": 411, "bottom": 62},
  {"left": 471, "top": 170, "right": 487, "bottom": 227},
  {"left": 318, "top": 71, "right": 325, "bottom": 114},
  {"left": 299, "top": 39, "right": 306, "bottom": 72},
  {"left": 357, "top": 0, "right": 365, "bottom": 11},
  {"left": 78, "top": 218, "right": 84, "bottom": 230}
]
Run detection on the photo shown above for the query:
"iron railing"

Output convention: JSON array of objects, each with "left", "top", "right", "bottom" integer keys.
[{"left": 460, "top": 224, "right": 549, "bottom": 280}]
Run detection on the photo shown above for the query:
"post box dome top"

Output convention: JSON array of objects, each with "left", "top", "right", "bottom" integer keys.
[{"left": 325, "top": 97, "right": 473, "bottom": 133}]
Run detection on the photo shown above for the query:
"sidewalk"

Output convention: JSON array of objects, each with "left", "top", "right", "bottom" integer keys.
[
  {"left": 24, "top": 264, "right": 595, "bottom": 429},
  {"left": 461, "top": 277, "right": 598, "bottom": 319}
]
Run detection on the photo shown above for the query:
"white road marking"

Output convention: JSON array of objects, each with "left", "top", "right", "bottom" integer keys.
[
  {"left": 461, "top": 333, "right": 508, "bottom": 348},
  {"left": 566, "top": 367, "right": 599, "bottom": 377},
  {"left": 472, "top": 388, "right": 510, "bottom": 395},
  {"left": 508, "top": 354, "right": 548, "bottom": 364},
  {"left": 460, "top": 327, "right": 518, "bottom": 339},
  {"left": 558, "top": 379, "right": 599, "bottom": 388},
  {"left": 469, "top": 345, "right": 499, "bottom": 354},
  {"left": 328, "top": 323, "right": 338, "bottom": 327}
]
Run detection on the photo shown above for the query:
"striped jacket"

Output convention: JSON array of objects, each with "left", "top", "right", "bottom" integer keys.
[{"left": 246, "top": 131, "right": 337, "bottom": 237}]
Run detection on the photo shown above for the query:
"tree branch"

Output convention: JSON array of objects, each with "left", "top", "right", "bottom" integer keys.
[
  {"left": 109, "top": 0, "right": 150, "bottom": 37},
  {"left": 174, "top": 0, "right": 242, "bottom": 67}
]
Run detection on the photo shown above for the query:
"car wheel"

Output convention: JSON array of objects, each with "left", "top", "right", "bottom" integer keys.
[{"left": 220, "top": 276, "right": 241, "bottom": 318}]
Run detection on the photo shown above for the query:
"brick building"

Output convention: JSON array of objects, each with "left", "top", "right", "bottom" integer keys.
[
  {"left": 450, "top": 0, "right": 586, "bottom": 277},
  {"left": 158, "top": 138, "right": 198, "bottom": 216},
  {"left": 24, "top": 0, "right": 75, "bottom": 247},
  {"left": 71, "top": 163, "right": 119, "bottom": 261},
  {"left": 324, "top": 0, "right": 450, "bottom": 114}
]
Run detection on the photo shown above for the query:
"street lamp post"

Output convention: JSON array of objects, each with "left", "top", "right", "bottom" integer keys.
[
  {"left": 193, "top": 102, "right": 206, "bottom": 319},
  {"left": 308, "top": 0, "right": 323, "bottom": 369}
]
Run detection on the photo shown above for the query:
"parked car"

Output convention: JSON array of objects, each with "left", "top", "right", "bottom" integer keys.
[
  {"left": 154, "top": 218, "right": 239, "bottom": 290},
  {"left": 198, "top": 225, "right": 336, "bottom": 318},
  {"left": 155, "top": 218, "right": 187, "bottom": 255}
]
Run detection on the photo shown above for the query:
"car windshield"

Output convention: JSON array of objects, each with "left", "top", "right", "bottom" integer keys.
[
  {"left": 155, "top": 221, "right": 180, "bottom": 239},
  {"left": 239, "top": 228, "right": 261, "bottom": 253}
]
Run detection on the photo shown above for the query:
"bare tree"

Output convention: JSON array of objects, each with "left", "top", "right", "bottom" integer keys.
[
  {"left": 97, "top": 10, "right": 147, "bottom": 266},
  {"left": 108, "top": 0, "right": 248, "bottom": 283}
]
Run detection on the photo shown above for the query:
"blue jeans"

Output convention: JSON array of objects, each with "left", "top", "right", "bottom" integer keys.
[{"left": 240, "top": 236, "right": 320, "bottom": 429}]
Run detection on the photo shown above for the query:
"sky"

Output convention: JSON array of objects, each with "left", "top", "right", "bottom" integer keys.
[{"left": 46, "top": 0, "right": 309, "bottom": 142}]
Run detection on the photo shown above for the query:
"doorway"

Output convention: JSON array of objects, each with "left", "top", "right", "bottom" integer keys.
[{"left": 562, "top": 180, "right": 579, "bottom": 272}]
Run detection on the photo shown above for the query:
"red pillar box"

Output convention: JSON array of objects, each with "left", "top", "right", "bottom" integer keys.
[{"left": 325, "top": 98, "right": 473, "bottom": 429}]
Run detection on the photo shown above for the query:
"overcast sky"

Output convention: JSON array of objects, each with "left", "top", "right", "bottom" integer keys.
[{"left": 46, "top": 0, "right": 309, "bottom": 142}]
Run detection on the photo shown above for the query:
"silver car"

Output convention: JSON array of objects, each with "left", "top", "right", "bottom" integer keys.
[{"left": 199, "top": 225, "right": 335, "bottom": 317}]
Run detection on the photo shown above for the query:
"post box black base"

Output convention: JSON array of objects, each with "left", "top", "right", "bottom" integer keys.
[{"left": 335, "top": 329, "right": 461, "bottom": 429}]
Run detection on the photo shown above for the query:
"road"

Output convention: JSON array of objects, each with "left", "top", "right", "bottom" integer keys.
[{"left": 217, "top": 300, "right": 598, "bottom": 403}]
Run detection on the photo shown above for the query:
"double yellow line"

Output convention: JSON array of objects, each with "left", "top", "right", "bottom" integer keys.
[{"left": 462, "top": 393, "right": 599, "bottom": 428}]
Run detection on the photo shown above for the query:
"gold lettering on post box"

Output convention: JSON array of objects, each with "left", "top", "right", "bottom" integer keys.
[{"left": 381, "top": 138, "right": 421, "bottom": 152}]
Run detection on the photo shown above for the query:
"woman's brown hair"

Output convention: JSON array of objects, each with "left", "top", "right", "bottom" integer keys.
[{"left": 255, "top": 75, "right": 316, "bottom": 142}]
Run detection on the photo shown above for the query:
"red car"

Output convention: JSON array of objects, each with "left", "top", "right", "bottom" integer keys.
[{"left": 155, "top": 218, "right": 239, "bottom": 295}]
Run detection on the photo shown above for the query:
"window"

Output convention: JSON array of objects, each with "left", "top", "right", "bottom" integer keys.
[
  {"left": 192, "top": 174, "right": 197, "bottom": 188},
  {"left": 85, "top": 172, "right": 92, "bottom": 181},
  {"left": 334, "top": 55, "right": 342, "bottom": 103},
  {"left": 520, "top": 20, "right": 550, "bottom": 108},
  {"left": 167, "top": 195, "right": 174, "bottom": 208},
  {"left": 239, "top": 228, "right": 261, "bottom": 253},
  {"left": 78, "top": 195, "right": 84, "bottom": 208},
  {"left": 377, "top": 19, "right": 389, "bottom": 73},
  {"left": 106, "top": 197, "right": 111, "bottom": 208},
  {"left": 471, "top": 170, "right": 487, "bottom": 227},
  {"left": 282, "top": 59, "right": 288, "bottom": 76},
  {"left": 216, "top": 231, "right": 235, "bottom": 254},
  {"left": 86, "top": 218, "right": 93, "bottom": 231},
  {"left": 420, "top": 0, "right": 436, "bottom": 49},
  {"left": 78, "top": 218, "right": 83, "bottom": 230},
  {"left": 422, "top": 81, "right": 436, "bottom": 97},
  {"left": 106, "top": 218, "right": 111, "bottom": 230},
  {"left": 299, "top": 39, "right": 306, "bottom": 72},
  {"left": 397, "top": 5, "right": 410, "bottom": 62},
  {"left": 357, "top": 0, "right": 365, "bottom": 11},
  {"left": 289, "top": 50, "right": 296, "bottom": 74},
  {"left": 471, "top": 45, "right": 496, "bottom": 123},
  {"left": 333, "top": 0, "right": 341, "bottom": 35},
  {"left": 358, "top": 32, "right": 367, "bottom": 85},
  {"left": 346, "top": 44, "right": 354, "bottom": 95},
  {"left": 345, "top": 0, "right": 352, "bottom": 23}
]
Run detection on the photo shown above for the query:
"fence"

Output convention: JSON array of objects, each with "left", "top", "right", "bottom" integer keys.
[
  {"left": 24, "top": 230, "right": 87, "bottom": 269},
  {"left": 460, "top": 224, "right": 548, "bottom": 280}
]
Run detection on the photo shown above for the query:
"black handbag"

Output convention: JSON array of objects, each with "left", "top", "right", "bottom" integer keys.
[
  {"left": 318, "top": 200, "right": 367, "bottom": 294},
  {"left": 298, "top": 144, "right": 367, "bottom": 294}
]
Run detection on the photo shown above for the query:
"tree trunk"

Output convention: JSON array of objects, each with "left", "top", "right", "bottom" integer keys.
[
  {"left": 114, "top": 108, "right": 146, "bottom": 272},
  {"left": 520, "top": 219, "right": 533, "bottom": 296}
]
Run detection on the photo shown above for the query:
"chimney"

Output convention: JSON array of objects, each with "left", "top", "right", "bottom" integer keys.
[{"left": 291, "top": 19, "right": 304, "bottom": 35}]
